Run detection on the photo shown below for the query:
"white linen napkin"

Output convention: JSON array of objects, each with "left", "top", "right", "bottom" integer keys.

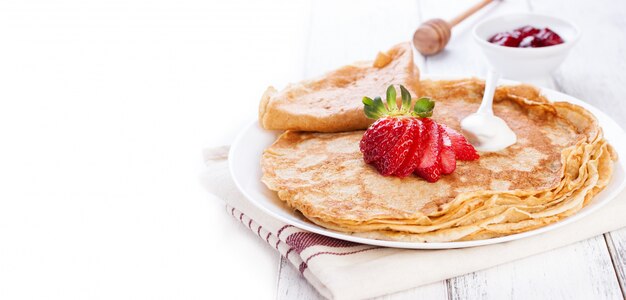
[{"left": 201, "top": 146, "right": 626, "bottom": 300}]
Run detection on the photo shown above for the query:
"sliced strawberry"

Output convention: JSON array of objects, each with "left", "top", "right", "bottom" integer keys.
[
  {"left": 359, "top": 85, "right": 479, "bottom": 182},
  {"left": 359, "top": 118, "right": 391, "bottom": 162},
  {"left": 360, "top": 118, "right": 405, "bottom": 163},
  {"left": 414, "top": 119, "right": 442, "bottom": 183},
  {"left": 377, "top": 118, "right": 418, "bottom": 176},
  {"left": 440, "top": 124, "right": 480, "bottom": 161},
  {"left": 439, "top": 126, "right": 456, "bottom": 175},
  {"left": 393, "top": 118, "right": 424, "bottom": 177},
  {"left": 377, "top": 118, "right": 414, "bottom": 176},
  {"left": 360, "top": 118, "right": 391, "bottom": 152}
]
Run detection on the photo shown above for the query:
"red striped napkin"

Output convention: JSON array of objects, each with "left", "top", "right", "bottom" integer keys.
[{"left": 202, "top": 146, "right": 626, "bottom": 300}]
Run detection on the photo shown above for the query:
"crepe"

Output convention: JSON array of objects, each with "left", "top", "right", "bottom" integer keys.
[
  {"left": 258, "top": 42, "right": 420, "bottom": 133},
  {"left": 261, "top": 79, "right": 616, "bottom": 242}
]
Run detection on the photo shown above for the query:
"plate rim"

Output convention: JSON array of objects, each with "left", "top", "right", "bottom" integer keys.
[{"left": 229, "top": 75, "right": 626, "bottom": 249}]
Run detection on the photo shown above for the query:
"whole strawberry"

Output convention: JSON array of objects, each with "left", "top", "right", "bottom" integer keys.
[{"left": 360, "top": 85, "right": 479, "bottom": 182}]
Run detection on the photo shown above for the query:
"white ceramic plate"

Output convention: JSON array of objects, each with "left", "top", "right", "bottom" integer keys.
[{"left": 229, "top": 76, "right": 626, "bottom": 249}]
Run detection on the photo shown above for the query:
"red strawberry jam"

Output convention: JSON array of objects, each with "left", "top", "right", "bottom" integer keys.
[{"left": 488, "top": 26, "right": 564, "bottom": 48}]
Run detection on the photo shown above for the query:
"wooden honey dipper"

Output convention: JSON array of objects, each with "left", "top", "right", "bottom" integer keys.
[{"left": 413, "top": 0, "right": 497, "bottom": 56}]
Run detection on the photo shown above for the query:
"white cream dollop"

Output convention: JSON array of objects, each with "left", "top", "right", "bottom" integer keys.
[
  {"left": 461, "top": 113, "right": 516, "bottom": 152},
  {"left": 460, "top": 69, "right": 517, "bottom": 152}
]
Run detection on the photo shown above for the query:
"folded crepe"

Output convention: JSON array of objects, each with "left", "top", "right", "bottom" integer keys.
[
  {"left": 258, "top": 42, "right": 420, "bottom": 133},
  {"left": 261, "top": 79, "right": 617, "bottom": 242}
]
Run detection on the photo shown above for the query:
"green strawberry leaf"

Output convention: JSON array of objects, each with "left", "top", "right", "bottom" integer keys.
[
  {"left": 363, "top": 96, "right": 388, "bottom": 119},
  {"left": 400, "top": 85, "right": 412, "bottom": 113},
  {"left": 386, "top": 85, "right": 397, "bottom": 112},
  {"left": 413, "top": 97, "right": 435, "bottom": 118},
  {"left": 372, "top": 96, "right": 387, "bottom": 115}
]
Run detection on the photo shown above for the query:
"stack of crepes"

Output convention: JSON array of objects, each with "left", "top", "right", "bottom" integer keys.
[{"left": 258, "top": 42, "right": 617, "bottom": 242}]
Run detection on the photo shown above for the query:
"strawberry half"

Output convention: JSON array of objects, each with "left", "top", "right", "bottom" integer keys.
[
  {"left": 377, "top": 118, "right": 419, "bottom": 176},
  {"left": 359, "top": 118, "right": 405, "bottom": 163},
  {"left": 360, "top": 84, "right": 479, "bottom": 182},
  {"left": 439, "top": 126, "right": 457, "bottom": 175},
  {"left": 414, "top": 119, "right": 442, "bottom": 182},
  {"left": 440, "top": 124, "right": 480, "bottom": 161},
  {"left": 393, "top": 118, "right": 424, "bottom": 177}
]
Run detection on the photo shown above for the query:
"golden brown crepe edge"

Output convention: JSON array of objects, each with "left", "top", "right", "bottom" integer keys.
[{"left": 258, "top": 42, "right": 419, "bottom": 133}]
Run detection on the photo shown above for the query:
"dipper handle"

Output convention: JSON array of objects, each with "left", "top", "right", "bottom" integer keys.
[{"left": 449, "top": 0, "right": 495, "bottom": 27}]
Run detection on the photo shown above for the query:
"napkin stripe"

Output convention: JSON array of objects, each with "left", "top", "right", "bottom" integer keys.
[
  {"left": 286, "top": 232, "right": 359, "bottom": 254},
  {"left": 305, "top": 247, "right": 379, "bottom": 264},
  {"left": 276, "top": 225, "right": 292, "bottom": 249},
  {"left": 277, "top": 225, "right": 293, "bottom": 239},
  {"left": 228, "top": 205, "right": 264, "bottom": 240},
  {"left": 226, "top": 204, "right": 380, "bottom": 275},
  {"left": 265, "top": 232, "right": 271, "bottom": 243},
  {"left": 299, "top": 247, "right": 379, "bottom": 274},
  {"left": 299, "top": 262, "right": 308, "bottom": 273},
  {"left": 227, "top": 205, "right": 278, "bottom": 250},
  {"left": 285, "top": 248, "right": 294, "bottom": 258}
]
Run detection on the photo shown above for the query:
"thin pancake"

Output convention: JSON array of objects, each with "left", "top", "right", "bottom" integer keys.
[{"left": 258, "top": 42, "right": 419, "bottom": 133}]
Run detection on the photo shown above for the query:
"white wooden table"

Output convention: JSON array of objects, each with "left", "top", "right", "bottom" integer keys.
[{"left": 265, "top": 0, "right": 626, "bottom": 299}]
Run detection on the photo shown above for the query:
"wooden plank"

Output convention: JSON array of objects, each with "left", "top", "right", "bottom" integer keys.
[
  {"left": 277, "top": 259, "right": 323, "bottom": 300},
  {"left": 605, "top": 231, "right": 626, "bottom": 297},
  {"left": 449, "top": 236, "right": 622, "bottom": 300},
  {"left": 374, "top": 282, "right": 447, "bottom": 300}
]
